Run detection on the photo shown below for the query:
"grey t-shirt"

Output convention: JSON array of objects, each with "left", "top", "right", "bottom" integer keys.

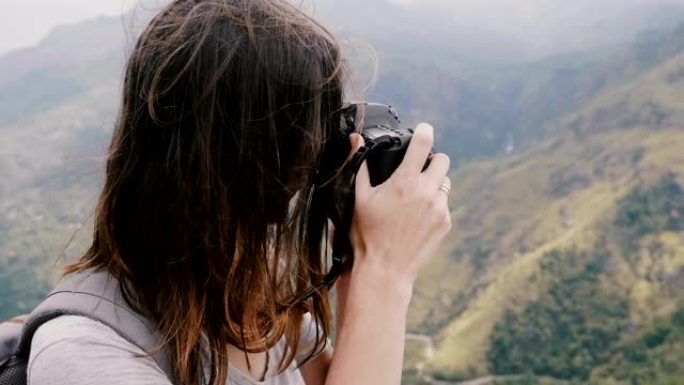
[{"left": 28, "top": 315, "right": 329, "bottom": 385}]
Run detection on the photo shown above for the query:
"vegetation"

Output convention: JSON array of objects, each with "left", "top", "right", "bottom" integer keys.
[
  {"left": 488, "top": 175, "right": 684, "bottom": 382},
  {"left": 488, "top": 248, "right": 628, "bottom": 380},
  {"left": 590, "top": 306, "right": 684, "bottom": 385},
  {"left": 613, "top": 172, "right": 684, "bottom": 250}
]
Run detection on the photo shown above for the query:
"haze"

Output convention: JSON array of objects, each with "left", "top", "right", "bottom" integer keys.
[{"left": 2, "top": 0, "right": 684, "bottom": 57}]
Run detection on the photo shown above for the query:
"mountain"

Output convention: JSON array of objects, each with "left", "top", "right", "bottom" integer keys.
[
  {"left": 370, "top": 21, "right": 684, "bottom": 164},
  {"left": 559, "top": 49, "right": 684, "bottom": 135},
  {"left": 403, "top": 128, "right": 684, "bottom": 384},
  {"left": 0, "top": 16, "right": 126, "bottom": 316},
  {"left": 399, "top": 27, "right": 684, "bottom": 385}
]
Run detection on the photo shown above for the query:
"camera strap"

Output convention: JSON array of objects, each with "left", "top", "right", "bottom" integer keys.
[{"left": 287, "top": 142, "right": 380, "bottom": 307}]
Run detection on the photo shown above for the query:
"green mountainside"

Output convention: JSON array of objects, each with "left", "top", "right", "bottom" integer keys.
[
  {"left": 403, "top": 127, "right": 684, "bottom": 384},
  {"left": 401, "top": 27, "right": 684, "bottom": 385},
  {"left": 0, "top": 6, "right": 683, "bottom": 385},
  {"left": 0, "top": 17, "right": 122, "bottom": 316}
]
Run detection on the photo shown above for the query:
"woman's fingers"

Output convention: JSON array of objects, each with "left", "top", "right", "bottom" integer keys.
[
  {"left": 348, "top": 133, "right": 365, "bottom": 161},
  {"left": 350, "top": 133, "right": 372, "bottom": 199},
  {"left": 436, "top": 176, "right": 451, "bottom": 205},
  {"left": 434, "top": 176, "right": 452, "bottom": 234},
  {"left": 355, "top": 159, "right": 372, "bottom": 199},
  {"left": 423, "top": 153, "right": 450, "bottom": 187},
  {"left": 396, "top": 123, "right": 434, "bottom": 177}
]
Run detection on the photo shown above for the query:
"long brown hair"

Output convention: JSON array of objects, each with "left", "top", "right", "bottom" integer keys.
[{"left": 67, "top": 1, "right": 348, "bottom": 384}]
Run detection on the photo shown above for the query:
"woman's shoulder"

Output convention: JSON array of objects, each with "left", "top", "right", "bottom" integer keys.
[
  {"left": 31, "top": 315, "right": 119, "bottom": 346},
  {"left": 29, "top": 315, "right": 170, "bottom": 385}
]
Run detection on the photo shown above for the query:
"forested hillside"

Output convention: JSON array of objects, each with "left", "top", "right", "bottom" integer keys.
[
  {"left": 0, "top": 15, "right": 124, "bottom": 316},
  {"left": 400, "top": 23, "right": 684, "bottom": 385}
]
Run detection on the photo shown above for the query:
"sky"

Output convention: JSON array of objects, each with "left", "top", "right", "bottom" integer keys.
[
  {"left": 2, "top": 0, "right": 684, "bottom": 55},
  {"left": 0, "top": 0, "right": 136, "bottom": 54},
  {"left": 388, "top": 0, "right": 684, "bottom": 31}
]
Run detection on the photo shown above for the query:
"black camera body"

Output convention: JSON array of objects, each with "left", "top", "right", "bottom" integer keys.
[{"left": 340, "top": 102, "right": 418, "bottom": 186}]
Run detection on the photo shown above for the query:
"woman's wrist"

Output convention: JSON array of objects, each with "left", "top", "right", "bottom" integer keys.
[
  {"left": 348, "top": 256, "right": 415, "bottom": 311},
  {"left": 327, "top": 256, "right": 412, "bottom": 385}
]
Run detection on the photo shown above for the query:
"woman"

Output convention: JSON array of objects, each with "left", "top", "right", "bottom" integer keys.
[{"left": 27, "top": 1, "right": 452, "bottom": 384}]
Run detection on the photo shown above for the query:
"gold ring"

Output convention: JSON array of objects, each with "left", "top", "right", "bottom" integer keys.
[{"left": 438, "top": 184, "right": 451, "bottom": 196}]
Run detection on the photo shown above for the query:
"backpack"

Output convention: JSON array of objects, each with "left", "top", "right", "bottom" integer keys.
[{"left": 0, "top": 269, "right": 172, "bottom": 385}]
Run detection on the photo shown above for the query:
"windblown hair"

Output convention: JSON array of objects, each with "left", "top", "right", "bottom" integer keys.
[{"left": 66, "top": 1, "right": 348, "bottom": 384}]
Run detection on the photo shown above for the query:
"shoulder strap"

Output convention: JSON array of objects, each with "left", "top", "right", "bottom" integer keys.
[
  {"left": 0, "top": 316, "right": 27, "bottom": 364},
  {"left": 16, "top": 269, "right": 173, "bottom": 379}
]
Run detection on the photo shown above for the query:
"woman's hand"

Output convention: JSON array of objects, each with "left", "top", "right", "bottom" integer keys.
[
  {"left": 324, "top": 123, "right": 451, "bottom": 385},
  {"left": 348, "top": 123, "right": 452, "bottom": 288}
]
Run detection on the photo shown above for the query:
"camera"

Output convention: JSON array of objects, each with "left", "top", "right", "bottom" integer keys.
[
  {"left": 291, "top": 102, "right": 433, "bottom": 305},
  {"left": 339, "top": 102, "right": 426, "bottom": 186},
  {"left": 321, "top": 103, "right": 432, "bottom": 287}
]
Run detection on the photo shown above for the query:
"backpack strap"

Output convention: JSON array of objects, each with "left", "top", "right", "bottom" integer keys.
[
  {"left": 16, "top": 269, "right": 173, "bottom": 380},
  {"left": 0, "top": 316, "right": 27, "bottom": 365}
]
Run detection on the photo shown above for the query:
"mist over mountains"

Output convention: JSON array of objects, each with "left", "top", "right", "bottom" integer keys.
[
  {"left": 1, "top": 1, "right": 684, "bottom": 384},
  {"left": 315, "top": 0, "right": 684, "bottom": 61}
]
